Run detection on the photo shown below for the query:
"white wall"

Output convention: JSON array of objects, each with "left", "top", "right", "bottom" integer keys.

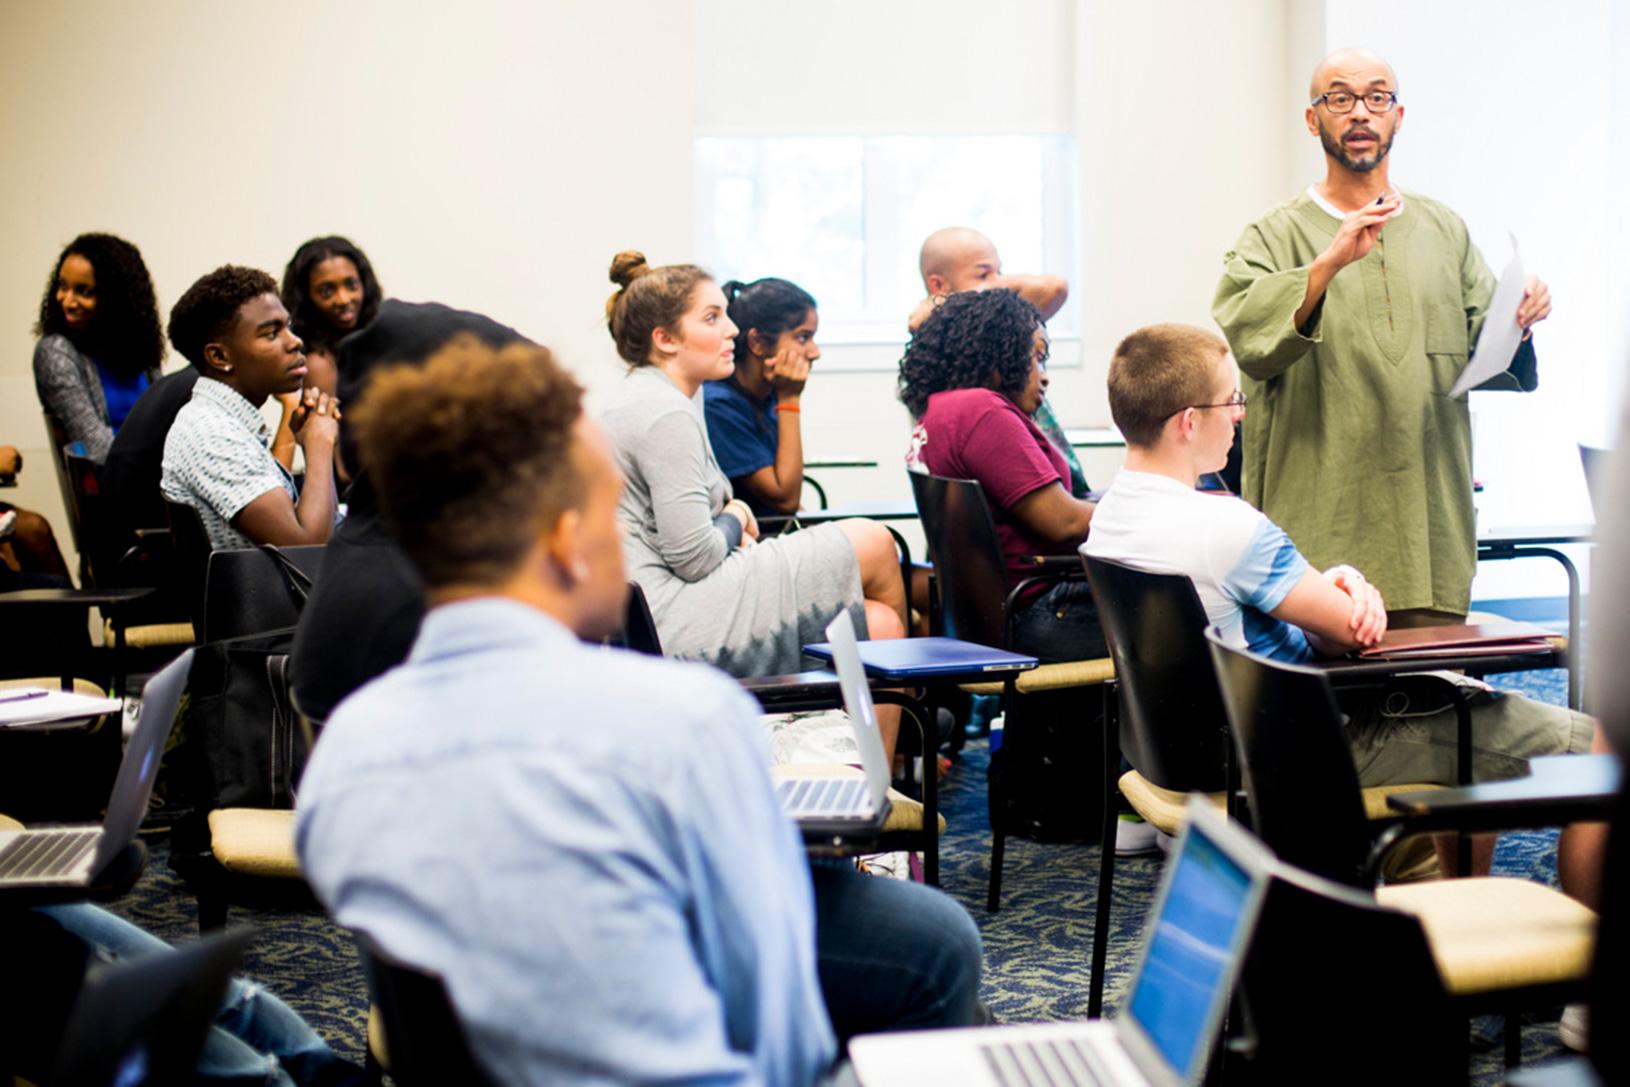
[
  {"left": 4, "top": 0, "right": 1622, "bottom": 603},
  {"left": 0, "top": 0, "right": 695, "bottom": 554}
]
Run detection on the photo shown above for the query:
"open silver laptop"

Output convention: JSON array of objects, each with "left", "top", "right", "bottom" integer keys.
[
  {"left": 850, "top": 799, "right": 1273, "bottom": 1087},
  {"left": 0, "top": 648, "right": 192, "bottom": 888},
  {"left": 775, "top": 610, "right": 893, "bottom": 835}
]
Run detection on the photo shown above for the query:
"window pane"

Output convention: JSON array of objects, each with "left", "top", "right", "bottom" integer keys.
[
  {"left": 697, "top": 137, "right": 865, "bottom": 314},
  {"left": 696, "top": 134, "right": 1076, "bottom": 347}
]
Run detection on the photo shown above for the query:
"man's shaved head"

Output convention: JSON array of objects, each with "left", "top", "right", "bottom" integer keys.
[
  {"left": 1309, "top": 48, "right": 1398, "bottom": 99},
  {"left": 919, "top": 228, "right": 1001, "bottom": 294}
]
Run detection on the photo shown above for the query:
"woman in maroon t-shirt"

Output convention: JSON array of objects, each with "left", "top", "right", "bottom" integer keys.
[{"left": 899, "top": 289, "right": 1104, "bottom": 662}]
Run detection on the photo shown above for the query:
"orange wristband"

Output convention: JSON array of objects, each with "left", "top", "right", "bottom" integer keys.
[{"left": 774, "top": 404, "right": 800, "bottom": 414}]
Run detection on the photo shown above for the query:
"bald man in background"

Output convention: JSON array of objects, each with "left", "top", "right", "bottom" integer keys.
[
  {"left": 1213, "top": 49, "right": 1551, "bottom": 626},
  {"left": 909, "top": 227, "right": 1089, "bottom": 498}
]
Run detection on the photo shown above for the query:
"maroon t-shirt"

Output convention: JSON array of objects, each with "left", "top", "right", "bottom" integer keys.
[{"left": 910, "top": 388, "right": 1074, "bottom": 589}]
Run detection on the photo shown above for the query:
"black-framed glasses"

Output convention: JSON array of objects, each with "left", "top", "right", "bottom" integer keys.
[
  {"left": 1166, "top": 389, "right": 1246, "bottom": 419},
  {"left": 1310, "top": 90, "right": 1399, "bottom": 114}
]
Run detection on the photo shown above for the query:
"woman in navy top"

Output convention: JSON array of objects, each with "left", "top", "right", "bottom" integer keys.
[{"left": 701, "top": 277, "right": 819, "bottom": 518}]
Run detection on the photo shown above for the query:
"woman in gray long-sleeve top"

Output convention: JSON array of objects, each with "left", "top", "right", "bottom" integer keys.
[
  {"left": 31, "top": 233, "right": 165, "bottom": 462},
  {"left": 600, "top": 251, "right": 912, "bottom": 761}
]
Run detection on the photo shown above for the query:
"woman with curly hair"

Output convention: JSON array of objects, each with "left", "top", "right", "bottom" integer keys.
[
  {"left": 899, "top": 288, "right": 1103, "bottom": 662},
  {"left": 32, "top": 233, "right": 166, "bottom": 462},
  {"left": 280, "top": 236, "right": 383, "bottom": 387},
  {"left": 702, "top": 276, "right": 819, "bottom": 518},
  {"left": 600, "top": 252, "right": 909, "bottom": 759}
]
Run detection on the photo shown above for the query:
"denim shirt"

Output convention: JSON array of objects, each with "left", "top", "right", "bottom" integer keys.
[{"left": 296, "top": 597, "right": 835, "bottom": 1087}]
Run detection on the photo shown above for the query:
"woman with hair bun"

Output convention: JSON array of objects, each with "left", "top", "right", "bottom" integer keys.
[
  {"left": 601, "top": 252, "right": 910, "bottom": 759},
  {"left": 702, "top": 277, "right": 818, "bottom": 518},
  {"left": 32, "top": 233, "right": 166, "bottom": 462}
]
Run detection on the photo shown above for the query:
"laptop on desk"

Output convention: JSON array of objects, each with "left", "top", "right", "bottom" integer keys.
[
  {"left": 801, "top": 636, "right": 1038, "bottom": 681},
  {"left": 774, "top": 611, "right": 893, "bottom": 837},
  {"left": 0, "top": 648, "right": 192, "bottom": 889},
  {"left": 850, "top": 800, "right": 1273, "bottom": 1087}
]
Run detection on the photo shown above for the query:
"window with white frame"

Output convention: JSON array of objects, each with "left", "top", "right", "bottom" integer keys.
[{"left": 695, "top": 135, "right": 1079, "bottom": 348}]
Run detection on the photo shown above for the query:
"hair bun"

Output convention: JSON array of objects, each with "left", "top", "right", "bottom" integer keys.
[{"left": 608, "top": 251, "right": 651, "bottom": 289}]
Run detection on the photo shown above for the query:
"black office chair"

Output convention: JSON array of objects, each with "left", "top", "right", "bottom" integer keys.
[
  {"left": 909, "top": 471, "right": 1113, "bottom": 910},
  {"left": 357, "top": 931, "right": 493, "bottom": 1087},
  {"left": 1208, "top": 630, "right": 1597, "bottom": 1072},
  {"left": 182, "top": 544, "right": 327, "bottom": 931},
  {"left": 1080, "top": 555, "right": 1232, "bottom": 1014},
  {"left": 164, "top": 498, "right": 214, "bottom": 634}
]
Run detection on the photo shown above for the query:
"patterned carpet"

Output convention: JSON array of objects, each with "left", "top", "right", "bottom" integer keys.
[{"left": 100, "top": 665, "right": 1582, "bottom": 1084}]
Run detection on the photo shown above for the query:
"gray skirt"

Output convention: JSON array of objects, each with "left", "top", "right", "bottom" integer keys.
[{"left": 629, "top": 521, "right": 868, "bottom": 677}]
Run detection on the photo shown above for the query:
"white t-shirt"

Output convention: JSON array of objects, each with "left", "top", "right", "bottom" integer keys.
[{"left": 1083, "top": 469, "right": 1313, "bottom": 662}]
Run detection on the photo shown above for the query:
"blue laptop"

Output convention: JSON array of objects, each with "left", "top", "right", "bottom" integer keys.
[
  {"left": 801, "top": 636, "right": 1038, "bottom": 680},
  {"left": 850, "top": 799, "right": 1274, "bottom": 1087}
]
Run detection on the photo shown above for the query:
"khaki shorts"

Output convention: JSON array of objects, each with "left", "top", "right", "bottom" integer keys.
[{"left": 1345, "top": 673, "right": 1595, "bottom": 788}]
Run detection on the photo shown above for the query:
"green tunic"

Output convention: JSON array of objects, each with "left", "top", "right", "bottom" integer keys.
[{"left": 1212, "top": 189, "right": 1527, "bottom": 615}]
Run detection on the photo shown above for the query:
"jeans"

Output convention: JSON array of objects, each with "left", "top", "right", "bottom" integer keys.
[
  {"left": 1012, "top": 579, "right": 1108, "bottom": 664},
  {"left": 31, "top": 904, "right": 356, "bottom": 1086},
  {"left": 809, "top": 863, "right": 983, "bottom": 1042}
]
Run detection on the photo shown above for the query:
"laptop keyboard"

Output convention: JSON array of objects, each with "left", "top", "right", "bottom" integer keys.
[
  {"left": 777, "top": 776, "right": 868, "bottom": 817},
  {"left": 982, "top": 1038, "right": 1104, "bottom": 1087},
  {"left": 0, "top": 829, "right": 99, "bottom": 880}
]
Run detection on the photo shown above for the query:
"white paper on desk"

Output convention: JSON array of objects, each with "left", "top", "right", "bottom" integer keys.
[
  {"left": 1450, "top": 233, "right": 1525, "bottom": 398},
  {"left": 0, "top": 690, "right": 121, "bottom": 727}
]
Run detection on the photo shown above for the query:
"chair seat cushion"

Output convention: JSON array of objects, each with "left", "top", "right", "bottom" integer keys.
[
  {"left": 1360, "top": 782, "right": 1443, "bottom": 820},
  {"left": 105, "top": 619, "right": 195, "bottom": 648},
  {"left": 1117, "top": 772, "right": 1225, "bottom": 835},
  {"left": 771, "top": 764, "right": 945, "bottom": 834},
  {"left": 960, "top": 657, "right": 1115, "bottom": 696},
  {"left": 1376, "top": 877, "right": 1596, "bottom": 996},
  {"left": 207, "top": 808, "right": 303, "bottom": 878},
  {"left": 0, "top": 813, "right": 22, "bottom": 832}
]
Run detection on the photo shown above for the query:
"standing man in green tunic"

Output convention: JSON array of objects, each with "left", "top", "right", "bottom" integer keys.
[{"left": 1212, "top": 49, "right": 1552, "bottom": 626}]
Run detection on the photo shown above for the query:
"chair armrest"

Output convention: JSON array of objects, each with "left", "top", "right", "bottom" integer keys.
[
  {"left": 1363, "top": 753, "right": 1620, "bottom": 881},
  {"left": 1017, "top": 554, "right": 1084, "bottom": 573},
  {"left": 1004, "top": 566, "right": 1085, "bottom": 648}
]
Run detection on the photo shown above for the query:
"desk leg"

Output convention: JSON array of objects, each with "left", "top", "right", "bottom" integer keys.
[
  {"left": 1088, "top": 680, "right": 1118, "bottom": 1019},
  {"left": 1454, "top": 688, "right": 1472, "bottom": 876},
  {"left": 1476, "top": 545, "right": 1582, "bottom": 711}
]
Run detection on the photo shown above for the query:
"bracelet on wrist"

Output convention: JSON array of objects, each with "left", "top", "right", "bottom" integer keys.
[{"left": 774, "top": 403, "right": 800, "bottom": 414}]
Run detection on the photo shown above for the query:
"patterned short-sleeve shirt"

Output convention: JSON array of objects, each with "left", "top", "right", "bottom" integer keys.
[{"left": 160, "top": 377, "right": 295, "bottom": 551}]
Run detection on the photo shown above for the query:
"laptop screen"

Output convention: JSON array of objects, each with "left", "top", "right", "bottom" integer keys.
[{"left": 1124, "top": 820, "right": 1254, "bottom": 1080}]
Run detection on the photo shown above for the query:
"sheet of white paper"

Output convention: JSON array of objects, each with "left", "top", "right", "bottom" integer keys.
[
  {"left": 0, "top": 690, "right": 122, "bottom": 727},
  {"left": 1451, "top": 233, "right": 1526, "bottom": 398}
]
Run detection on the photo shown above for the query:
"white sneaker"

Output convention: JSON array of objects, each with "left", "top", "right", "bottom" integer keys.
[
  {"left": 1115, "top": 815, "right": 1161, "bottom": 856},
  {"left": 857, "top": 851, "right": 913, "bottom": 880},
  {"left": 0, "top": 510, "right": 15, "bottom": 541},
  {"left": 1559, "top": 1002, "right": 1589, "bottom": 1051}
]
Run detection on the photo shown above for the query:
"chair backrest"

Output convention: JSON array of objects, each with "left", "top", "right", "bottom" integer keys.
[
  {"left": 907, "top": 471, "right": 1013, "bottom": 648},
  {"left": 619, "top": 581, "right": 663, "bottom": 656},
  {"left": 165, "top": 498, "right": 213, "bottom": 629},
  {"left": 204, "top": 545, "right": 327, "bottom": 642},
  {"left": 356, "top": 931, "right": 492, "bottom": 1087},
  {"left": 43, "top": 411, "right": 88, "bottom": 565},
  {"left": 1239, "top": 865, "right": 1456, "bottom": 1081},
  {"left": 1083, "top": 555, "right": 1230, "bottom": 792},
  {"left": 1205, "top": 628, "right": 1373, "bottom": 888}
]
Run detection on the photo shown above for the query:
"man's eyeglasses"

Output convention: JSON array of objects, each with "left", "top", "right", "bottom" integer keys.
[
  {"left": 1310, "top": 90, "right": 1399, "bottom": 114},
  {"left": 1167, "top": 390, "right": 1247, "bottom": 419}
]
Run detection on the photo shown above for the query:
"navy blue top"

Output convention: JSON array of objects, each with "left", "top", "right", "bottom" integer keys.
[
  {"left": 702, "top": 379, "right": 778, "bottom": 511},
  {"left": 96, "top": 361, "right": 150, "bottom": 430}
]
